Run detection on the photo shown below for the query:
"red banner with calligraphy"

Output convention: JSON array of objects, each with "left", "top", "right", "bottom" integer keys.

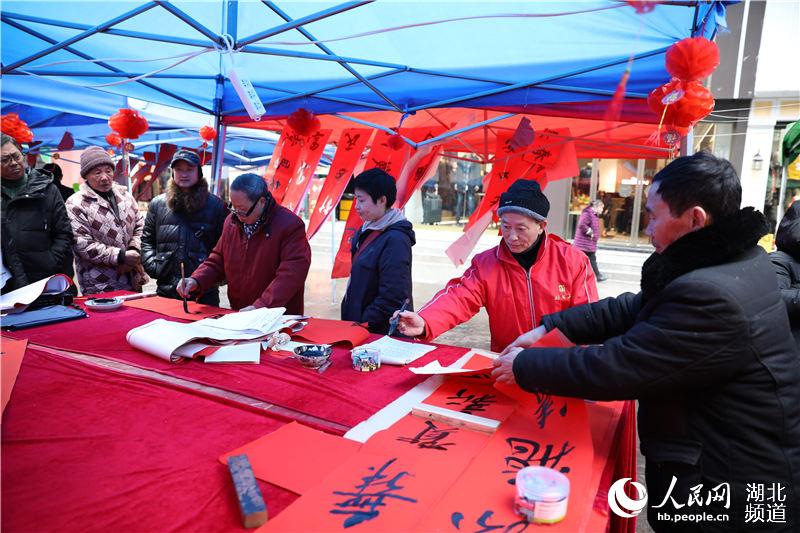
[
  {"left": 267, "top": 128, "right": 307, "bottom": 203},
  {"left": 395, "top": 143, "right": 444, "bottom": 208},
  {"left": 465, "top": 128, "right": 573, "bottom": 232},
  {"left": 282, "top": 129, "right": 332, "bottom": 213},
  {"left": 330, "top": 131, "right": 410, "bottom": 279},
  {"left": 306, "top": 128, "right": 372, "bottom": 240}
]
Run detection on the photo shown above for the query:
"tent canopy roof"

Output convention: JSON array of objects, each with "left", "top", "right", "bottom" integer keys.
[{"left": 2, "top": 1, "right": 730, "bottom": 120}]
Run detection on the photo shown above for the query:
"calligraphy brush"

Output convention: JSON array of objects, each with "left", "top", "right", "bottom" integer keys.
[
  {"left": 387, "top": 297, "right": 410, "bottom": 337},
  {"left": 180, "top": 261, "right": 190, "bottom": 314}
]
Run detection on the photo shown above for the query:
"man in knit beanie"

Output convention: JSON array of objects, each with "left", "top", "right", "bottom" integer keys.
[
  {"left": 65, "top": 146, "right": 148, "bottom": 294},
  {"left": 395, "top": 178, "right": 598, "bottom": 352}
]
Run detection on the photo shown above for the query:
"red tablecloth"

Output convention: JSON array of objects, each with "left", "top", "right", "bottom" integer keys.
[
  {"left": 1, "top": 346, "right": 308, "bottom": 533},
  {"left": 4, "top": 296, "right": 467, "bottom": 428}
]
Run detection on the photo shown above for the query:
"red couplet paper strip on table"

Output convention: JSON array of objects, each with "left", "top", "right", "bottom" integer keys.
[
  {"left": 219, "top": 421, "right": 361, "bottom": 495},
  {"left": 0, "top": 336, "right": 28, "bottom": 414},
  {"left": 290, "top": 317, "right": 370, "bottom": 347},
  {"left": 124, "top": 295, "right": 234, "bottom": 320},
  {"left": 414, "top": 398, "right": 597, "bottom": 532},
  {"left": 258, "top": 448, "right": 476, "bottom": 533},
  {"left": 1, "top": 347, "right": 301, "bottom": 532},
  {"left": 420, "top": 378, "right": 517, "bottom": 423},
  {"left": 360, "top": 413, "right": 491, "bottom": 459}
]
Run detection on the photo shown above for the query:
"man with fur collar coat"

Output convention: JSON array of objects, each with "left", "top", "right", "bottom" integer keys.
[
  {"left": 142, "top": 150, "right": 227, "bottom": 305},
  {"left": 494, "top": 152, "right": 800, "bottom": 532}
]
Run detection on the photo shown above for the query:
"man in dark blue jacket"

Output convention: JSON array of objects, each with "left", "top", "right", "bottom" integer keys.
[{"left": 341, "top": 168, "right": 415, "bottom": 334}]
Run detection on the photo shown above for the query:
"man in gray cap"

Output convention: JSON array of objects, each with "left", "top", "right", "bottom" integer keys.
[
  {"left": 395, "top": 179, "right": 597, "bottom": 352},
  {"left": 141, "top": 149, "right": 227, "bottom": 305}
]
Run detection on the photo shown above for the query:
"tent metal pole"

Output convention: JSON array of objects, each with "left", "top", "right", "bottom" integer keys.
[
  {"left": 330, "top": 209, "right": 337, "bottom": 304},
  {"left": 406, "top": 46, "right": 669, "bottom": 112},
  {"left": 417, "top": 114, "right": 515, "bottom": 148},
  {"left": 777, "top": 165, "right": 788, "bottom": 228},
  {"left": 2, "top": 2, "right": 158, "bottom": 73},
  {"left": 240, "top": 44, "right": 405, "bottom": 69},
  {"left": 261, "top": 0, "right": 402, "bottom": 112},
  {"left": 3, "top": 17, "right": 214, "bottom": 113},
  {"left": 2, "top": 12, "right": 215, "bottom": 48},
  {"left": 251, "top": 83, "right": 396, "bottom": 111},
  {"left": 155, "top": 1, "right": 222, "bottom": 44},
  {"left": 237, "top": 1, "right": 370, "bottom": 47},
  {"left": 3, "top": 70, "right": 215, "bottom": 79}
]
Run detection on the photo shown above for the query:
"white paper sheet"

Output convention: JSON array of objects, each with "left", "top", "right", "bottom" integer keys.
[
  {"left": 194, "top": 306, "right": 286, "bottom": 334},
  {"left": 204, "top": 342, "right": 261, "bottom": 364},
  {"left": 126, "top": 319, "right": 269, "bottom": 362},
  {"left": 0, "top": 274, "right": 72, "bottom": 313},
  {"left": 358, "top": 335, "right": 436, "bottom": 365}
]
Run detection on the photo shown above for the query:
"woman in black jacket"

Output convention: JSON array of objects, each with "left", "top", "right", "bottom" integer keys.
[
  {"left": 141, "top": 150, "right": 227, "bottom": 305},
  {"left": 771, "top": 201, "right": 800, "bottom": 349},
  {"left": 1, "top": 134, "right": 74, "bottom": 288},
  {"left": 341, "top": 168, "right": 415, "bottom": 334}
]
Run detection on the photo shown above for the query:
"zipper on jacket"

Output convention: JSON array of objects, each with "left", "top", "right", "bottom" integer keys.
[{"left": 525, "top": 270, "right": 536, "bottom": 329}]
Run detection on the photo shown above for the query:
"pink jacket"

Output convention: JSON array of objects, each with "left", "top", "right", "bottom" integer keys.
[{"left": 419, "top": 232, "right": 598, "bottom": 352}]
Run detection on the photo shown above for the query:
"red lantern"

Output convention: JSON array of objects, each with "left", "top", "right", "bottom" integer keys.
[
  {"left": 387, "top": 132, "right": 406, "bottom": 151},
  {"left": 108, "top": 108, "right": 149, "bottom": 140},
  {"left": 124, "top": 142, "right": 135, "bottom": 152},
  {"left": 665, "top": 37, "right": 720, "bottom": 82},
  {"left": 1, "top": 113, "right": 34, "bottom": 144},
  {"left": 648, "top": 80, "right": 714, "bottom": 128},
  {"left": 287, "top": 108, "right": 320, "bottom": 137},
  {"left": 624, "top": 1, "right": 659, "bottom": 14},
  {"left": 105, "top": 133, "right": 122, "bottom": 147},
  {"left": 199, "top": 125, "right": 217, "bottom": 142}
]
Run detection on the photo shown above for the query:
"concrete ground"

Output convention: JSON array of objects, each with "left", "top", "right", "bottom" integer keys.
[{"left": 145, "top": 221, "right": 655, "bottom": 531}]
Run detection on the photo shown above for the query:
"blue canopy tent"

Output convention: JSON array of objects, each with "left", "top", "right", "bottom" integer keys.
[{"left": 2, "top": 1, "right": 732, "bottom": 182}]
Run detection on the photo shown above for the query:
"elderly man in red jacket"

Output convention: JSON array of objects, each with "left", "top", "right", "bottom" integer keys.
[
  {"left": 177, "top": 173, "right": 311, "bottom": 313},
  {"left": 396, "top": 179, "right": 597, "bottom": 352}
]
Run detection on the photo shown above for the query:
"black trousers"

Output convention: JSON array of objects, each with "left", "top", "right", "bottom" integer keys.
[{"left": 583, "top": 250, "right": 601, "bottom": 277}]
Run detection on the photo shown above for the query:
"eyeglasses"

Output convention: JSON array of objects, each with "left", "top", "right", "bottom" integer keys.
[
  {"left": 227, "top": 198, "right": 260, "bottom": 218},
  {"left": 1, "top": 153, "right": 23, "bottom": 165}
]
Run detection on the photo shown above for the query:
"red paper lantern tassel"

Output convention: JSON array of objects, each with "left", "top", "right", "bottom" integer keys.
[
  {"left": 287, "top": 108, "right": 321, "bottom": 137},
  {"left": 604, "top": 66, "right": 631, "bottom": 126}
]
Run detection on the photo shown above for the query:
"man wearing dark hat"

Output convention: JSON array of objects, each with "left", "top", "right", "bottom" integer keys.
[
  {"left": 396, "top": 179, "right": 597, "bottom": 352},
  {"left": 141, "top": 149, "right": 227, "bottom": 305},
  {"left": 65, "top": 146, "right": 148, "bottom": 294}
]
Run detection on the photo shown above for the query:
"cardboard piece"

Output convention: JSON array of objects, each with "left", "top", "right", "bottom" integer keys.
[
  {"left": 1, "top": 336, "right": 28, "bottom": 413},
  {"left": 219, "top": 422, "right": 361, "bottom": 495}
]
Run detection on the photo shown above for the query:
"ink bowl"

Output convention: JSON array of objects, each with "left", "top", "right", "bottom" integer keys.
[
  {"left": 84, "top": 297, "right": 123, "bottom": 312},
  {"left": 293, "top": 345, "right": 332, "bottom": 368}
]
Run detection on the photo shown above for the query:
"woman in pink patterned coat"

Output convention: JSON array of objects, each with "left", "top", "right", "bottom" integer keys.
[{"left": 65, "top": 146, "right": 148, "bottom": 295}]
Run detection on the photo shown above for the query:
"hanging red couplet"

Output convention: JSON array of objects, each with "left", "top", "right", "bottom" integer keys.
[
  {"left": 306, "top": 128, "right": 372, "bottom": 240},
  {"left": 282, "top": 129, "right": 332, "bottom": 213}
]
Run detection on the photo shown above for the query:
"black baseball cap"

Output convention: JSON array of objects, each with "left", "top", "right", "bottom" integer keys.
[{"left": 170, "top": 149, "right": 201, "bottom": 167}]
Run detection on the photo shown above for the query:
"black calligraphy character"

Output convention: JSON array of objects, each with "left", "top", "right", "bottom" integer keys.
[
  {"left": 286, "top": 132, "right": 304, "bottom": 147},
  {"left": 446, "top": 388, "right": 497, "bottom": 415},
  {"left": 371, "top": 158, "right": 391, "bottom": 173},
  {"left": 334, "top": 168, "right": 347, "bottom": 181},
  {"left": 330, "top": 458, "right": 417, "bottom": 527},
  {"left": 278, "top": 157, "right": 290, "bottom": 169},
  {"left": 503, "top": 438, "right": 575, "bottom": 484},
  {"left": 309, "top": 131, "right": 325, "bottom": 151},
  {"left": 343, "top": 132, "right": 360, "bottom": 150},
  {"left": 559, "top": 403, "right": 567, "bottom": 417},
  {"left": 502, "top": 139, "right": 515, "bottom": 154},
  {"left": 534, "top": 392, "right": 554, "bottom": 429},
  {"left": 397, "top": 420, "right": 457, "bottom": 451},
  {"left": 415, "top": 166, "right": 427, "bottom": 180},
  {"left": 498, "top": 171, "right": 511, "bottom": 181}
]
